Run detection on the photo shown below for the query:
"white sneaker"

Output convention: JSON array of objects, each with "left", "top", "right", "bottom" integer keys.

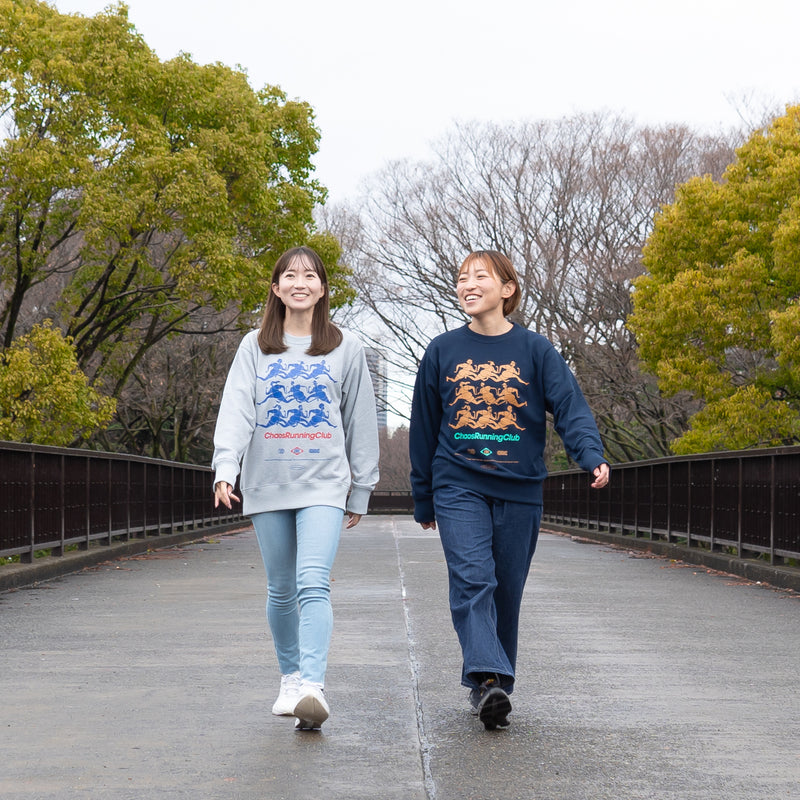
[
  {"left": 271, "top": 672, "right": 302, "bottom": 716},
  {"left": 293, "top": 682, "right": 329, "bottom": 730}
]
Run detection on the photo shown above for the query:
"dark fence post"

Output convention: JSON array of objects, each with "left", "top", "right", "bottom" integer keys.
[
  {"left": 126, "top": 459, "right": 132, "bottom": 541},
  {"left": 710, "top": 458, "right": 716, "bottom": 552},
  {"left": 141, "top": 462, "right": 147, "bottom": 539},
  {"left": 58, "top": 452, "right": 66, "bottom": 557},
  {"left": 106, "top": 459, "right": 113, "bottom": 547},
  {"left": 737, "top": 455, "right": 743, "bottom": 557},
  {"left": 770, "top": 454, "right": 776, "bottom": 565},
  {"left": 83, "top": 456, "right": 90, "bottom": 551},
  {"left": 24, "top": 451, "right": 35, "bottom": 564},
  {"left": 687, "top": 460, "right": 693, "bottom": 548}
]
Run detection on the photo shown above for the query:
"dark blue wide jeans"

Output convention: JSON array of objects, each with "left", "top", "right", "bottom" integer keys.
[{"left": 433, "top": 485, "right": 542, "bottom": 693}]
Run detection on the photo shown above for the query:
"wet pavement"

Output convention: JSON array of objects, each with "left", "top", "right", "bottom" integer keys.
[{"left": 1, "top": 516, "right": 798, "bottom": 799}]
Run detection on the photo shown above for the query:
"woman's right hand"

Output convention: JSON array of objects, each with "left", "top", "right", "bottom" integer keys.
[{"left": 214, "top": 481, "right": 241, "bottom": 509}]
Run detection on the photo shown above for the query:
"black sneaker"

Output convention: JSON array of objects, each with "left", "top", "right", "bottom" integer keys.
[{"left": 475, "top": 675, "right": 512, "bottom": 730}]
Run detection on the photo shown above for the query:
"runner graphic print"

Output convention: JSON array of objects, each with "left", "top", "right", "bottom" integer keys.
[
  {"left": 448, "top": 360, "right": 527, "bottom": 432},
  {"left": 255, "top": 360, "right": 338, "bottom": 431},
  {"left": 446, "top": 359, "right": 526, "bottom": 467}
]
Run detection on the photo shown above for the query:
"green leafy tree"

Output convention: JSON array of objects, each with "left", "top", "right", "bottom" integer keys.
[
  {"left": 0, "top": 0, "right": 350, "bottom": 454},
  {"left": 629, "top": 105, "right": 800, "bottom": 453},
  {"left": 0, "top": 321, "right": 116, "bottom": 445},
  {"left": 0, "top": 8, "right": 345, "bottom": 364}
]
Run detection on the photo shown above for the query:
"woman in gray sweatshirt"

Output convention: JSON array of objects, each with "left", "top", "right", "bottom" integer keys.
[{"left": 212, "top": 246, "right": 379, "bottom": 731}]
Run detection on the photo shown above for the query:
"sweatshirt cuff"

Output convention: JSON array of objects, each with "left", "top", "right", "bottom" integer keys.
[
  {"left": 585, "top": 454, "right": 609, "bottom": 473},
  {"left": 346, "top": 486, "right": 372, "bottom": 515},
  {"left": 213, "top": 461, "right": 240, "bottom": 489},
  {"left": 413, "top": 499, "right": 435, "bottom": 524}
]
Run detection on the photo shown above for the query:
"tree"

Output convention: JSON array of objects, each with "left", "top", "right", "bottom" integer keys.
[
  {"left": 0, "top": 0, "right": 350, "bottom": 456},
  {"left": 92, "top": 318, "right": 242, "bottom": 462},
  {"left": 327, "top": 114, "right": 739, "bottom": 463},
  {"left": 376, "top": 425, "right": 411, "bottom": 491},
  {"left": 0, "top": 321, "right": 115, "bottom": 445},
  {"left": 629, "top": 105, "right": 800, "bottom": 453}
]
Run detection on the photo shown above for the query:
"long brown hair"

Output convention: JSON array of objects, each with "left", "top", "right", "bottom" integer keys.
[
  {"left": 458, "top": 250, "right": 521, "bottom": 317},
  {"left": 257, "top": 246, "right": 343, "bottom": 355}
]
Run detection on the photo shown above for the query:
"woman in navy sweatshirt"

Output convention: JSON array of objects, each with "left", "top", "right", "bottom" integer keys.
[{"left": 409, "top": 250, "right": 609, "bottom": 731}]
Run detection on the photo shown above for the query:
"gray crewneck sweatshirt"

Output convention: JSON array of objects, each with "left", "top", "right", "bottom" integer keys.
[{"left": 212, "top": 329, "right": 380, "bottom": 515}]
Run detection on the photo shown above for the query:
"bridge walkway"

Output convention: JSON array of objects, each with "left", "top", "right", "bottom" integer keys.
[{"left": 1, "top": 516, "right": 798, "bottom": 799}]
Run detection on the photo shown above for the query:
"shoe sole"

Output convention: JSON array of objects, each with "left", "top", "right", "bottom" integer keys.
[
  {"left": 478, "top": 687, "right": 512, "bottom": 731},
  {"left": 295, "top": 717, "right": 323, "bottom": 731},
  {"left": 293, "top": 694, "right": 329, "bottom": 730}
]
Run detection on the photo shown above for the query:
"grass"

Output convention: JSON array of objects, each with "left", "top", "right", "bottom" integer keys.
[{"left": 1, "top": 543, "right": 82, "bottom": 566}]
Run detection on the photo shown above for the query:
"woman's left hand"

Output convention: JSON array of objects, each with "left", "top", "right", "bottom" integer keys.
[{"left": 345, "top": 512, "right": 362, "bottom": 529}]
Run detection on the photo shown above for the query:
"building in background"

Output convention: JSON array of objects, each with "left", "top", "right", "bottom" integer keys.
[{"left": 364, "top": 347, "right": 388, "bottom": 431}]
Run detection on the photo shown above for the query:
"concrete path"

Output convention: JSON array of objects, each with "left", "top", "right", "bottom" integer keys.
[{"left": 1, "top": 516, "right": 798, "bottom": 799}]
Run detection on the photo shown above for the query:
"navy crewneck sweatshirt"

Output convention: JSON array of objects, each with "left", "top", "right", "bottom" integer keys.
[{"left": 409, "top": 323, "right": 606, "bottom": 522}]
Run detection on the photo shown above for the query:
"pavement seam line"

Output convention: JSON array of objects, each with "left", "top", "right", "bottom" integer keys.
[{"left": 392, "top": 519, "right": 437, "bottom": 800}]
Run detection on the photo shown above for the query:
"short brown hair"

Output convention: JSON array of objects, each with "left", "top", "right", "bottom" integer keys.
[
  {"left": 257, "top": 246, "right": 343, "bottom": 355},
  {"left": 458, "top": 250, "right": 521, "bottom": 317}
]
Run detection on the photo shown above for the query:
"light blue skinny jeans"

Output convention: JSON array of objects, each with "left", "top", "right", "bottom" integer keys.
[{"left": 251, "top": 506, "right": 344, "bottom": 686}]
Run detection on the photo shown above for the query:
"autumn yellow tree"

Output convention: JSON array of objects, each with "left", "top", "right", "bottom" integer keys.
[{"left": 629, "top": 106, "right": 800, "bottom": 453}]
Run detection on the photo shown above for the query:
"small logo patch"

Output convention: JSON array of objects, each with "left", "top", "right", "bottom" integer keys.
[
  {"left": 480, "top": 448, "right": 493, "bottom": 456},
  {"left": 290, "top": 447, "right": 304, "bottom": 455}
]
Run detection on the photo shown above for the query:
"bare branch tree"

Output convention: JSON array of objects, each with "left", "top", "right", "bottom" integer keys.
[{"left": 326, "top": 112, "right": 743, "bottom": 460}]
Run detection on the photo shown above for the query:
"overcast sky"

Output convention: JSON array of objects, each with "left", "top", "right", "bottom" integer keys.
[{"left": 54, "top": 0, "right": 800, "bottom": 205}]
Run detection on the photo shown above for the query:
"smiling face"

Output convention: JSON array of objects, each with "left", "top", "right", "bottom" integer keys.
[
  {"left": 456, "top": 257, "right": 516, "bottom": 320},
  {"left": 271, "top": 254, "right": 326, "bottom": 313}
]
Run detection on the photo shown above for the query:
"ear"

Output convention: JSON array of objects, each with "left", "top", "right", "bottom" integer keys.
[{"left": 501, "top": 281, "right": 515, "bottom": 297}]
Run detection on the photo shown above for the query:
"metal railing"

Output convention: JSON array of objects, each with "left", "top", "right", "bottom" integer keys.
[
  {"left": 369, "top": 490, "right": 416, "bottom": 514},
  {"left": 5, "top": 441, "right": 798, "bottom": 567},
  {"left": 0, "top": 442, "right": 244, "bottom": 563},
  {"left": 542, "top": 445, "right": 800, "bottom": 565}
]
